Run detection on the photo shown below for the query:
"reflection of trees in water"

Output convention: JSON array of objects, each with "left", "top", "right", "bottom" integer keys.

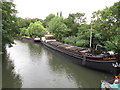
[
  {"left": 27, "top": 41, "right": 45, "bottom": 63},
  {"left": 19, "top": 39, "right": 44, "bottom": 63},
  {"left": 46, "top": 48, "right": 114, "bottom": 88},
  {"left": 27, "top": 41, "right": 43, "bottom": 55},
  {"left": 18, "top": 39, "right": 43, "bottom": 54},
  {"left": 2, "top": 52, "right": 22, "bottom": 88}
]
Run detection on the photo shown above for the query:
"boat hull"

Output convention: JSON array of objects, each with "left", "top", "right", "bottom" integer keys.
[
  {"left": 42, "top": 41, "right": 118, "bottom": 75},
  {"left": 34, "top": 40, "right": 41, "bottom": 42},
  {"left": 85, "top": 60, "right": 117, "bottom": 74},
  {"left": 34, "top": 38, "right": 41, "bottom": 42},
  {"left": 22, "top": 37, "right": 34, "bottom": 41}
]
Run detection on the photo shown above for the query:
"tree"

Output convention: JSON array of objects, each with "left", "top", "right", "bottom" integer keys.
[
  {"left": 20, "top": 27, "right": 27, "bottom": 36},
  {"left": 76, "top": 24, "right": 90, "bottom": 47},
  {"left": 103, "top": 2, "right": 120, "bottom": 59},
  {"left": 2, "top": 1, "right": 18, "bottom": 47},
  {"left": 63, "top": 36, "right": 77, "bottom": 45},
  {"left": 64, "top": 13, "right": 86, "bottom": 36},
  {"left": 43, "top": 14, "right": 56, "bottom": 28},
  {"left": 91, "top": 1, "right": 120, "bottom": 68},
  {"left": 31, "top": 18, "right": 44, "bottom": 23},
  {"left": 27, "top": 21, "right": 46, "bottom": 37},
  {"left": 48, "top": 16, "right": 70, "bottom": 41}
]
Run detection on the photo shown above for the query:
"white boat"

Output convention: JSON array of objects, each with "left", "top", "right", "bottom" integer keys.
[{"left": 34, "top": 36, "right": 41, "bottom": 42}]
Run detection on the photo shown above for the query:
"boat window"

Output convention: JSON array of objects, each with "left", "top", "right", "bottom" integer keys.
[{"left": 45, "top": 36, "right": 55, "bottom": 40}]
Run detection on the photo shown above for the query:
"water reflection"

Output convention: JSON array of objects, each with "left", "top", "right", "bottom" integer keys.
[
  {"left": 2, "top": 40, "right": 114, "bottom": 88},
  {"left": 44, "top": 46, "right": 114, "bottom": 88},
  {"left": 2, "top": 52, "right": 22, "bottom": 88}
]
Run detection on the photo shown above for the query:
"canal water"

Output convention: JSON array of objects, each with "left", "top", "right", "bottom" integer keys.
[{"left": 3, "top": 40, "right": 114, "bottom": 88}]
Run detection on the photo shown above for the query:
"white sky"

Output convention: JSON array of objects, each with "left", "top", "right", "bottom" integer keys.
[{"left": 13, "top": 0, "right": 119, "bottom": 23}]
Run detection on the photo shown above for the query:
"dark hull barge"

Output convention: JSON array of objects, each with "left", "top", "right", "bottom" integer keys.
[{"left": 41, "top": 35, "right": 119, "bottom": 75}]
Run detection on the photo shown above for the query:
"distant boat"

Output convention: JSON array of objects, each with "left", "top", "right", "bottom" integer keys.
[
  {"left": 41, "top": 34, "right": 119, "bottom": 75},
  {"left": 101, "top": 76, "right": 120, "bottom": 89},
  {"left": 21, "top": 36, "right": 33, "bottom": 41},
  {"left": 22, "top": 36, "right": 31, "bottom": 40},
  {"left": 34, "top": 36, "right": 41, "bottom": 42}
]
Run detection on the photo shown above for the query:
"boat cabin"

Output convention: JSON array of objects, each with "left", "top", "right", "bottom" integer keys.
[{"left": 41, "top": 35, "right": 56, "bottom": 42}]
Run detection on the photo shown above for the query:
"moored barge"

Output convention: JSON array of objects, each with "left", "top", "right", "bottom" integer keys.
[{"left": 41, "top": 35, "right": 119, "bottom": 75}]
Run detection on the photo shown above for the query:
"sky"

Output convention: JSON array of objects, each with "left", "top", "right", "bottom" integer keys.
[{"left": 13, "top": 0, "right": 119, "bottom": 23}]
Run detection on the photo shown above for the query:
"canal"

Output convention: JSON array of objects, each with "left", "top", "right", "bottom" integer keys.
[{"left": 2, "top": 39, "right": 114, "bottom": 88}]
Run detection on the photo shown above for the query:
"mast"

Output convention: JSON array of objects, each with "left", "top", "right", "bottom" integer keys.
[{"left": 90, "top": 24, "right": 92, "bottom": 48}]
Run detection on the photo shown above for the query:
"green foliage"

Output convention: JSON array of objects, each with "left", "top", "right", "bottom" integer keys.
[
  {"left": 2, "top": 2, "right": 18, "bottom": 46},
  {"left": 91, "top": 1, "right": 120, "bottom": 53},
  {"left": 20, "top": 21, "right": 46, "bottom": 37},
  {"left": 20, "top": 28, "right": 27, "bottom": 36},
  {"left": 64, "top": 13, "right": 86, "bottom": 36},
  {"left": 76, "top": 24, "right": 90, "bottom": 47},
  {"left": 28, "top": 21, "right": 46, "bottom": 37},
  {"left": 76, "top": 39, "right": 89, "bottom": 47},
  {"left": 63, "top": 36, "right": 77, "bottom": 45},
  {"left": 17, "top": 17, "right": 30, "bottom": 28},
  {"left": 48, "top": 16, "right": 70, "bottom": 41},
  {"left": 44, "top": 14, "right": 56, "bottom": 28},
  {"left": 104, "top": 27, "right": 120, "bottom": 52},
  {"left": 104, "top": 37, "right": 119, "bottom": 51},
  {"left": 17, "top": 17, "right": 44, "bottom": 28}
]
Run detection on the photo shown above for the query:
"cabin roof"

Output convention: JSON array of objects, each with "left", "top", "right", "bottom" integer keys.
[{"left": 45, "top": 35, "right": 54, "bottom": 37}]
